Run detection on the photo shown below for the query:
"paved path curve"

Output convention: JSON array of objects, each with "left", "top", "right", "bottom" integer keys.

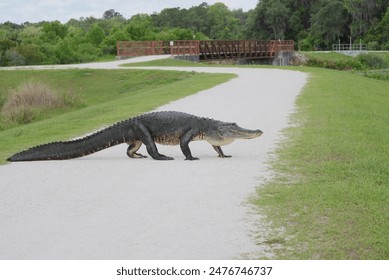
[{"left": 0, "top": 56, "right": 307, "bottom": 259}]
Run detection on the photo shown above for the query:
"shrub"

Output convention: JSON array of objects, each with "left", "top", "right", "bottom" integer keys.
[
  {"left": 4, "top": 49, "right": 25, "bottom": 66},
  {"left": 306, "top": 56, "right": 366, "bottom": 70},
  {"left": 1, "top": 81, "right": 82, "bottom": 124},
  {"left": 367, "top": 41, "right": 381, "bottom": 51},
  {"left": 357, "top": 53, "right": 389, "bottom": 69},
  {"left": 357, "top": 69, "right": 389, "bottom": 82}
]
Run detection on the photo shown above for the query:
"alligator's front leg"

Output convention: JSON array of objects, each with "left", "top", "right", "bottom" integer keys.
[
  {"left": 133, "top": 123, "right": 173, "bottom": 160},
  {"left": 180, "top": 129, "right": 199, "bottom": 160},
  {"left": 212, "top": 145, "right": 231, "bottom": 158}
]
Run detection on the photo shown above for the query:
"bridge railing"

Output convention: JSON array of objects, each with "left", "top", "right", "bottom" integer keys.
[
  {"left": 117, "top": 40, "right": 294, "bottom": 60},
  {"left": 199, "top": 40, "right": 276, "bottom": 60},
  {"left": 273, "top": 40, "right": 295, "bottom": 52},
  {"left": 117, "top": 41, "right": 170, "bottom": 57},
  {"left": 170, "top": 40, "right": 200, "bottom": 56}
]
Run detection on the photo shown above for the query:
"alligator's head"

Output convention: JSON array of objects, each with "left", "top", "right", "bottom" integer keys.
[{"left": 206, "top": 121, "right": 263, "bottom": 146}]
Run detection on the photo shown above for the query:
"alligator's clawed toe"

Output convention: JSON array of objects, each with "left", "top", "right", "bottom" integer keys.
[
  {"left": 156, "top": 155, "right": 174, "bottom": 160},
  {"left": 185, "top": 156, "right": 199, "bottom": 161},
  {"left": 130, "top": 153, "right": 147, "bottom": 158}
]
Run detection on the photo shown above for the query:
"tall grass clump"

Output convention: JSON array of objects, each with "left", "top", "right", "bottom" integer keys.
[
  {"left": 357, "top": 53, "right": 389, "bottom": 69},
  {"left": 1, "top": 81, "right": 82, "bottom": 124}
]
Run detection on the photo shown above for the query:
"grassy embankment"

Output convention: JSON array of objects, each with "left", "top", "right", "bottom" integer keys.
[
  {"left": 124, "top": 57, "right": 389, "bottom": 259},
  {"left": 0, "top": 69, "right": 235, "bottom": 163},
  {"left": 255, "top": 67, "right": 388, "bottom": 259},
  {"left": 302, "top": 51, "right": 389, "bottom": 81}
]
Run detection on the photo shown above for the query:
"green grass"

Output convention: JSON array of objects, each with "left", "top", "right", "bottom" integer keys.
[
  {"left": 254, "top": 67, "right": 389, "bottom": 259},
  {"left": 302, "top": 51, "right": 389, "bottom": 72},
  {"left": 367, "top": 51, "right": 389, "bottom": 62},
  {"left": 302, "top": 51, "right": 355, "bottom": 62},
  {"left": 302, "top": 51, "right": 389, "bottom": 64},
  {"left": 355, "top": 69, "right": 389, "bottom": 82},
  {"left": 0, "top": 69, "right": 235, "bottom": 163}
]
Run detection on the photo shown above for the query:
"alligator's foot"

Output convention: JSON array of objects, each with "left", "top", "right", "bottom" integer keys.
[
  {"left": 129, "top": 152, "right": 147, "bottom": 159},
  {"left": 185, "top": 156, "right": 199, "bottom": 160},
  {"left": 218, "top": 154, "right": 232, "bottom": 158},
  {"left": 155, "top": 154, "right": 174, "bottom": 160},
  {"left": 213, "top": 145, "right": 231, "bottom": 158}
]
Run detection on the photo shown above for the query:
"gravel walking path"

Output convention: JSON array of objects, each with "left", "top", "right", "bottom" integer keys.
[{"left": 0, "top": 56, "right": 307, "bottom": 259}]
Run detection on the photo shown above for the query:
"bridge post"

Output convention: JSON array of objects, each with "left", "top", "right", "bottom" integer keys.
[
  {"left": 272, "top": 51, "right": 295, "bottom": 66},
  {"left": 271, "top": 40, "right": 295, "bottom": 66}
]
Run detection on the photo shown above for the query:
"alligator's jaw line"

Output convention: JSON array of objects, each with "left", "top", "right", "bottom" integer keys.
[{"left": 8, "top": 111, "right": 263, "bottom": 162}]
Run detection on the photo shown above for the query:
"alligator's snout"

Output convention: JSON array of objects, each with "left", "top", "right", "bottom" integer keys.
[
  {"left": 217, "top": 122, "right": 263, "bottom": 140},
  {"left": 243, "top": 128, "right": 263, "bottom": 139},
  {"left": 234, "top": 127, "right": 263, "bottom": 139}
]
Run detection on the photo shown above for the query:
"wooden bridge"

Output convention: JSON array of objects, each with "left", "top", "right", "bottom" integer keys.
[{"left": 117, "top": 40, "right": 294, "bottom": 61}]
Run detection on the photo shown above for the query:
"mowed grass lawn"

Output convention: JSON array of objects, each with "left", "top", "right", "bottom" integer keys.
[
  {"left": 254, "top": 67, "right": 389, "bottom": 259},
  {"left": 0, "top": 69, "right": 235, "bottom": 163}
]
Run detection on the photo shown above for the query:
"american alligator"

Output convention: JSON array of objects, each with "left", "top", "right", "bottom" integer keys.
[{"left": 7, "top": 111, "right": 263, "bottom": 162}]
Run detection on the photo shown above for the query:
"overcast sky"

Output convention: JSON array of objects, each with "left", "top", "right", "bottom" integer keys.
[{"left": 0, "top": 0, "right": 258, "bottom": 24}]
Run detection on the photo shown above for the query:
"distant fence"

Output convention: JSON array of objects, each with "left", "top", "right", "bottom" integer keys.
[
  {"left": 117, "top": 40, "right": 295, "bottom": 61},
  {"left": 333, "top": 43, "right": 368, "bottom": 56},
  {"left": 333, "top": 43, "right": 367, "bottom": 51}
]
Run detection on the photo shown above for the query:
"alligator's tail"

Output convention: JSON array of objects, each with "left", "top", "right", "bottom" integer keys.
[{"left": 7, "top": 122, "right": 130, "bottom": 162}]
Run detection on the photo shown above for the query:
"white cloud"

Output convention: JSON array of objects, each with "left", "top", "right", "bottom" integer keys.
[{"left": 0, "top": 0, "right": 258, "bottom": 24}]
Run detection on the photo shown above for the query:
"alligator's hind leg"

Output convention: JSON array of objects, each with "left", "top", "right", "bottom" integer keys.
[
  {"left": 133, "top": 123, "right": 174, "bottom": 160},
  {"left": 212, "top": 145, "right": 231, "bottom": 158},
  {"left": 127, "top": 141, "right": 147, "bottom": 158}
]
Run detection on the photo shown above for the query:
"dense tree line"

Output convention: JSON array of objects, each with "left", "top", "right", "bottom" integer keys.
[{"left": 1, "top": 1, "right": 388, "bottom": 66}]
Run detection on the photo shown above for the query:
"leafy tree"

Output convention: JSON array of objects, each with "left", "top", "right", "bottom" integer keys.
[
  {"left": 41, "top": 21, "right": 68, "bottom": 43},
  {"left": 103, "top": 9, "right": 123, "bottom": 19},
  {"left": 345, "top": 0, "right": 389, "bottom": 38},
  {"left": 88, "top": 24, "right": 105, "bottom": 46},
  {"left": 67, "top": 16, "right": 99, "bottom": 32},
  {"left": 310, "top": 0, "right": 349, "bottom": 49},
  {"left": 0, "top": 37, "right": 16, "bottom": 53},
  {"left": 54, "top": 38, "right": 77, "bottom": 64},
  {"left": 378, "top": 6, "right": 389, "bottom": 47},
  {"left": 366, "top": 5, "right": 389, "bottom": 49},
  {"left": 126, "top": 14, "right": 156, "bottom": 40},
  {"left": 186, "top": 2, "right": 212, "bottom": 35},
  {"left": 208, "top": 2, "right": 242, "bottom": 39},
  {"left": 286, "top": 0, "right": 321, "bottom": 40},
  {"left": 101, "top": 24, "right": 131, "bottom": 55},
  {"left": 152, "top": 8, "right": 186, "bottom": 28},
  {"left": 16, "top": 44, "right": 45, "bottom": 65},
  {"left": 244, "top": 6, "right": 267, "bottom": 39},
  {"left": 264, "top": 0, "right": 290, "bottom": 39},
  {"left": 1, "top": 0, "right": 389, "bottom": 66},
  {"left": 18, "top": 26, "right": 42, "bottom": 44},
  {"left": 4, "top": 49, "right": 25, "bottom": 65}
]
